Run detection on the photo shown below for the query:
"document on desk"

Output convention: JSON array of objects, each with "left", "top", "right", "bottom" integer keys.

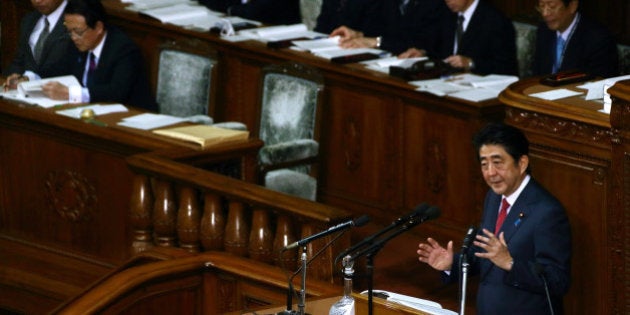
[
  {"left": 239, "top": 23, "right": 323, "bottom": 42},
  {"left": 0, "top": 75, "right": 80, "bottom": 108},
  {"left": 528, "top": 88, "right": 583, "bottom": 100},
  {"left": 360, "top": 290, "right": 457, "bottom": 315},
  {"left": 140, "top": 3, "right": 219, "bottom": 26},
  {"left": 123, "top": 0, "right": 194, "bottom": 11},
  {"left": 409, "top": 78, "right": 473, "bottom": 97},
  {"left": 56, "top": 104, "right": 128, "bottom": 119},
  {"left": 361, "top": 56, "right": 428, "bottom": 73},
  {"left": 117, "top": 113, "right": 187, "bottom": 130}
]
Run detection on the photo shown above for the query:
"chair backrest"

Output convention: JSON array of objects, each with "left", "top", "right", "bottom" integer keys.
[
  {"left": 513, "top": 21, "right": 537, "bottom": 78},
  {"left": 155, "top": 39, "right": 218, "bottom": 118},
  {"left": 618, "top": 44, "right": 630, "bottom": 75},
  {"left": 258, "top": 62, "right": 324, "bottom": 149},
  {"left": 300, "top": 0, "right": 322, "bottom": 30}
]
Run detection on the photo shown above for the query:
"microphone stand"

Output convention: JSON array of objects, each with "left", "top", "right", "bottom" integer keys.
[
  {"left": 459, "top": 251, "right": 470, "bottom": 315},
  {"left": 277, "top": 231, "right": 346, "bottom": 315},
  {"left": 297, "top": 245, "right": 307, "bottom": 315},
  {"left": 348, "top": 219, "right": 421, "bottom": 315}
]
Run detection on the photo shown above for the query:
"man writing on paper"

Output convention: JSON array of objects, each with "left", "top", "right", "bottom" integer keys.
[
  {"left": 416, "top": 123, "right": 572, "bottom": 314},
  {"left": 398, "top": 0, "right": 518, "bottom": 76},
  {"left": 41, "top": 0, "right": 157, "bottom": 111},
  {"left": 2, "top": 0, "right": 74, "bottom": 91},
  {"left": 531, "top": 0, "right": 618, "bottom": 78}
]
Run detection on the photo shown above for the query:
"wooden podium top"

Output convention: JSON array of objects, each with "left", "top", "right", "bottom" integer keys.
[{"left": 234, "top": 292, "right": 436, "bottom": 315}]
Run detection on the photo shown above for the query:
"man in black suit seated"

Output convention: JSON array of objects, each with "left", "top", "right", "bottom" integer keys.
[
  {"left": 3, "top": 0, "right": 74, "bottom": 90},
  {"left": 41, "top": 0, "right": 157, "bottom": 111},
  {"left": 314, "top": 0, "right": 383, "bottom": 37},
  {"left": 330, "top": 0, "right": 449, "bottom": 55},
  {"left": 399, "top": 0, "right": 518, "bottom": 76},
  {"left": 198, "top": 0, "right": 301, "bottom": 25},
  {"left": 531, "top": 0, "right": 618, "bottom": 78}
]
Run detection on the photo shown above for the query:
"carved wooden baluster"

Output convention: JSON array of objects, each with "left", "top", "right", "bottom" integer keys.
[
  {"left": 273, "top": 214, "right": 297, "bottom": 271},
  {"left": 200, "top": 193, "right": 225, "bottom": 250},
  {"left": 129, "top": 174, "right": 154, "bottom": 255},
  {"left": 152, "top": 179, "right": 177, "bottom": 247},
  {"left": 248, "top": 208, "right": 273, "bottom": 263},
  {"left": 176, "top": 186, "right": 200, "bottom": 252},
  {"left": 224, "top": 200, "right": 249, "bottom": 256}
]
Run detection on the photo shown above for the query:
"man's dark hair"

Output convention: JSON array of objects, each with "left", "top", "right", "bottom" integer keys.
[
  {"left": 472, "top": 122, "right": 531, "bottom": 172},
  {"left": 66, "top": 0, "right": 107, "bottom": 28}
]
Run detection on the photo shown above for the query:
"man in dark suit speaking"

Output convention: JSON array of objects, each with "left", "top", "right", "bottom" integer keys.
[
  {"left": 42, "top": 0, "right": 157, "bottom": 111},
  {"left": 417, "top": 123, "right": 572, "bottom": 314},
  {"left": 531, "top": 0, "right": 618, "bottom": 78}
]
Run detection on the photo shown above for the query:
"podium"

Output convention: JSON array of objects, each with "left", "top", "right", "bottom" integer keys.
[{"left": 235, "top": 293, "right": 432, "bottom": 315}]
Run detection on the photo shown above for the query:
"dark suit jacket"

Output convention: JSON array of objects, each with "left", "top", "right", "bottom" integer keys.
[
  {"left": 379, "top": 0, "right": 448, "bottom": 55},
  {"left": 314, "top": 0, "right": 383, "bottom": 36},
  {"left": 431, "top": 1, "right": 518, "bottom": 75},
  {"left": 71, "top": 26, "right": 157, "bottom": 112},
  {"left": 448, "top": 178, "right": 572, "bottom": 314},
  {"left": 532, "top": 14, "right": 618, "bottom": 78},
  {"left": 199, "top": 0, "right": 300, "bottom": 25},
  {"left": 4, "top": 10, "right": 75, "bottom": 78}
]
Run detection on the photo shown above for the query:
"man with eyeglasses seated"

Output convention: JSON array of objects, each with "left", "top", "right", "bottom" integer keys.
[
  {"left": 532, "top": 0, "right": 618, "bottom": 78},
  {"left": 41, "top": 0, "right": 157, "bottom": 111},
  {"left": 2, "top": 0, "right": 73, "bottom": 91}
]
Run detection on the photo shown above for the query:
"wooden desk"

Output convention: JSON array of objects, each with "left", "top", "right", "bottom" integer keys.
[
  {"left": 500, "top": 77, "right": 629, "bottom": 315},
  {"left": 0, "top": 97, "right": 261, "bottom": 313}
]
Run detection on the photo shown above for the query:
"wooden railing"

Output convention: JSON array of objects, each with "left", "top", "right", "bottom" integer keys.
[
  {"left": 126, "top": 150, "right": 353, "bottom": 283},
  {"left": 51, "top": 248, "right": 342, "bottom": 314}
]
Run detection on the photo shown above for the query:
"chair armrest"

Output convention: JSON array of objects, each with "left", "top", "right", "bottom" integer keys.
[{"left": 259, "top": 139, "right": 319, "bottom": 166}]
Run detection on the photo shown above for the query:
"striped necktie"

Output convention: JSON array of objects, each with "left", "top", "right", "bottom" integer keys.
[{"left": 33, "top": 18, "right": 50, "bottom": 63}]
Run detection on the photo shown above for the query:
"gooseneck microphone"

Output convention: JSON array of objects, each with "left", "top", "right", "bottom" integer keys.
[
  {"left": 532, "top": 263, "right": 555, "bottom": 315},
  {"left": 348, "top": 205, "right": 441, "bottom": 261},
  {"left": 334, "top": 203, "right": 430, "bottom": 264},
  {"left": 459, "top": 225, "right": 478, "bottom": 315},
  {"left": 282, "top": 215, "right": 371, "bottom": 251},
  {"left": 461, "top": 225, "right": 478, "bottom": 256}
]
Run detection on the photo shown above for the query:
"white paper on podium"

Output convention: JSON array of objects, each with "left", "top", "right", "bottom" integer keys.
[{"left": 360, "top": 290, "right": 458, "bottom": 315}]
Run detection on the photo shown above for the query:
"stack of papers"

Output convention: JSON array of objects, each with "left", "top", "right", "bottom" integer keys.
[
  {"left": 291, "top": 36, "right": 390, "bottom": 61},
  {"left": 361, "top": 56, "right": 428, "bottom": 73},
  {"left": 361, "top": 290, "right": 457, "bottom": 315},
  {"left": 238, "top": 23, "right": 323, "bottom": 42},
  {"left": 118, "top": 113, "right": 187, "bottom": 130},
  {"left": 410, "top": 74, "right": 518, "bottom": 102},
  {"left": 123, "top": 0, "right": 193, "bottom": 11},
  {"left": 56, "top": 104, "right": 128, "bottom": 119},
  {"left": 0, "top": 75, "right": 81, "bottom": 108},
  {"left": 139, "top": 3, "right": 223, "bottom": 30}
]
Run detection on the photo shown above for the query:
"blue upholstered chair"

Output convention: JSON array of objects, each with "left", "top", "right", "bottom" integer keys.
[
  {"left": 300, "top": 0, "right": 322, "bottom": 30},
  {"left": 618, "top": 44, "right": 630, "bottom": 75},
  {"left": 257, "top": 63, "right": 324, "bottom": 200},
  {"left": 156, "top": 40, "right": 247, "bottom": 130}
]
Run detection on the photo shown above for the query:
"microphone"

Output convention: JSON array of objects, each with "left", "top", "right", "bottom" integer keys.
[
  {"left": 532, "top": 263, "right": 555, "bottom": 315},
  {"left": 348, "top": 205, "right": 441, "bottom": 261},
  {"left": 335, "top": 203, "right": 430, "bottom": 263},
  {"left": 283, "top": 215, "right": 370, "bottom": 250},
  {"left": 461, "top": 225, "right": 478, "bottom": 256}
]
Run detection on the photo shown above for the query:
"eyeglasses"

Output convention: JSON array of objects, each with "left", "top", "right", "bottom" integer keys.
[
  {"left": 535, "top": 2, "right": 564, "bottom": 14},
  {"left": 67, "top": 26, "right": 90, "bottom": 38}
]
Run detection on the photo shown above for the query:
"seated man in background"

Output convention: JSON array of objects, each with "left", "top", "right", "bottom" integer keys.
[
  {"left": 399, "top": 0, "right": 518, "bottom": 76},
  {"left": 531, "top": 0, "right": 618, "bottom": 78},
  {"left": 314, "top": 0, "right": 383, "bottom": 37},
  {"left": 3, "top": 0, "right": 74, "bottom": 90},
  {"left": 199, "top": 0, "right": 301, "bottom": 25},
  {"left": 42, "top": 0, "right": 157, "bottom": 112},
  {"left": 330, "top": 0, "right": 448, "bottom": 55}
]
